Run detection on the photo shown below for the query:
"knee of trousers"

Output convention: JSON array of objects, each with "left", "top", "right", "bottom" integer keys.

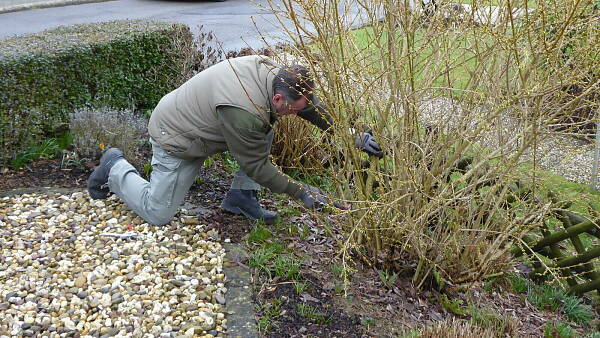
[{"left": 145, "top": 205, "right": 179, "bottom": 226}]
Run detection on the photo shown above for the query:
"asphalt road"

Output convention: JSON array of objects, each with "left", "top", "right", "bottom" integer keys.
[{"left": 0, "top": 0, "right": 300, "bottom": 52}]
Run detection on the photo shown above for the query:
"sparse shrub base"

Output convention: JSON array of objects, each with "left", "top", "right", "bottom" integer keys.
[{"left": 69, "top": 107, "right": 148, "bottom": 163}]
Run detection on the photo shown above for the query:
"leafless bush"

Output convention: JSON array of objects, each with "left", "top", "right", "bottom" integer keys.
[
  {"left": 262, "top": 0, "right": 598, "bottom": 288},
  {"left": 168, "top": 25, "right": 225, "bottom": 87},
  {"left": 69, "top": 107, "right": 147, "bottom": 161}
]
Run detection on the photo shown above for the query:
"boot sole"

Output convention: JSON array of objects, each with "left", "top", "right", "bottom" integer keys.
[{"left": 220, "top": 204, "right": 277, "bottom": 225}]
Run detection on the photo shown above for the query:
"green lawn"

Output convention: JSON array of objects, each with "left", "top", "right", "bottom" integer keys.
[{"left": 350, "top": 25, "right": 505, "bottom": 94}]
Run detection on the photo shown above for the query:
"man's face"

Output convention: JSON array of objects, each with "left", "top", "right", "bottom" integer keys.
[{"left": 272, "top": 93, "right": 308, "bottom": 116}]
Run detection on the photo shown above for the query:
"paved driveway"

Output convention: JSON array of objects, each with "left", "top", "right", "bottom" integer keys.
[{"left": 0, "top": 0, "right": 296, "bottom": 51}]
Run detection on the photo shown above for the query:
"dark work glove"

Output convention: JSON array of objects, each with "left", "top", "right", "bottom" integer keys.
[
  {"left": 355, "top": 132, "right": 383, "bottom": 158},
  {"left": 299, "top": 184, "right": 329, "bottom": 210}
]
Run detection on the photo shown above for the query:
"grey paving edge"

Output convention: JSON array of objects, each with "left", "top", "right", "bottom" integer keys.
[
  {"left": 223, "top": 243, "right": 259, "bottom": 338},
  {"left": 0, "top": 0, "right": 112, "bottom": 14}
]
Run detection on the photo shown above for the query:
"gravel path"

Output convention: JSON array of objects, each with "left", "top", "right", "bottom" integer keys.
[
  {"left": 0, "top": 191, "right": 227, "bottom": 337},
  {"left": 420, "top": 97, "right": 600, "bottom": 186}
]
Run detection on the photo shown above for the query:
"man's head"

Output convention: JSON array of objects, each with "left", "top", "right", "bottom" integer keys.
[{"left": 272, "top": 65, "right": 314, "bottom": 116}]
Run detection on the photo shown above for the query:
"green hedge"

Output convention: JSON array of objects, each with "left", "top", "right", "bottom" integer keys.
[{"left": 0, "top": 20, "right": 193, "bottom": 165}]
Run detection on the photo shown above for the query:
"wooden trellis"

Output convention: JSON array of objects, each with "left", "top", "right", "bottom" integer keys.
[{"left": 516, "top": 209, "right": 600, "bottom": 296}]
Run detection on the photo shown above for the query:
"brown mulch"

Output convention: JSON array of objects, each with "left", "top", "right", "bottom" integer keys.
[{"left": 0, "top": 159, "right": 90, "bottom": 191}]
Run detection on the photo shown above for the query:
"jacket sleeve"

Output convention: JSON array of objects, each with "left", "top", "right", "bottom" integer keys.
[
  {"left": 217, "top": 105, "right": 304, "bottom": 199},
  {"left": 297, "top": 95, "right": 334, "bottom": 132}
]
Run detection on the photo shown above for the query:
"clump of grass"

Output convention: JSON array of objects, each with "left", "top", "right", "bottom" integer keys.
[
  {"left": 467, "top": 304, "right": 516, "bottom": 336},
  {"left": 508, "top": 273, "right": 595, "bottom": 327},
  {"left": 543, "top": 321, "right": 576, "bottom": 338},
  {"left": 273, "top": 255, "right": 301, "bottom": 279},
  {"left": 248, "top": 239, "right": 300, "bottom": 280},
  {"left": 420, "top": 318, "right": 499, "bottom": 338},
  {"left": 296, "top": 303, "right": 331, "bottom": 324},
  {"left": 508, "top": 273, "right": 531, "bottom": 294},
  {"left": 440, "top": 294, "right": 467, "bottom": 316},
  {"left": 257, "top": 298, "right": 283, "bottom": 333},
  {"left": 293, "top": 281, "right": 308, "bottom": 294},
  {"left": 10, "top": 137, "right": 62, "bottom": 169},
  {"left": 248, "top": 223, "right": 273, "bottom": 244}
]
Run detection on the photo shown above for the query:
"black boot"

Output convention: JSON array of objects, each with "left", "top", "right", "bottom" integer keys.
[
  {"left": 87, "top": 148, "right": 124, "bottom": 200},
  {"left": 220, "top": 189, "right": 279, "bottom": 225}
]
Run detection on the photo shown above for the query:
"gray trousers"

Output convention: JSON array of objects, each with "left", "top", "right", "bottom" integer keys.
[{"left": 108, "top": 133, "right": 273, "bottom": 226}]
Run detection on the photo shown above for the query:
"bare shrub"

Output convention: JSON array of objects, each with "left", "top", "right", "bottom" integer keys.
[
  {"left": 69, "top": 107, "right": 147, "bottom": 161},
  {"left": 271, "top": 116, "right": 328, "bottom": 171},
  {"left": 262, "top": 0, "right": 599, "bottom": 288}
]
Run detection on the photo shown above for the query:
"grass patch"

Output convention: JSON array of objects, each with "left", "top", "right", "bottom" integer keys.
[
  {"left": 508, "top": 274, "right": 595, "bottom": 327},
  {"left": 247, "top": 236, "right": 300, "bottom": 280},
  {"left": 543, "top": 321, "right": 576, "bottom": 338},
  {"left": 248, "top": 223, "right": 273, "bottom": 243},
  {"left": 10, "top": 133, "right": 70, "bottom": 169},
  {"left": 257, "top": 298, "right": 283, "bottom": 333},
  {"left": 296, "top": 303, "right": 332, "bottom": 324},
  {"left": 273, "top": 255, "right": 301, "bottom": 280},
  {"left": 467, "top": 304, "right": 515, "bottom": 335}
]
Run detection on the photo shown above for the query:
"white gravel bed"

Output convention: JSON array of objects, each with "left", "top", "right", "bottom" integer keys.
[{"left": 0, "top": 191, "right": 227, "bottom": 337}]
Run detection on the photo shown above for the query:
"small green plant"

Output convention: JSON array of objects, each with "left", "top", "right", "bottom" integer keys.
[
  {"left": 331, "top": 264, "right": 344, "bottom": 278},
  {"left": 222, "top": 151, "right": 240, "bottom": 173},
  {"left": 11, "top": 138, "right": 62, "bottom": 169},
  {"left": 560, "top": 294, "right": 594, "bottom": 327},
  {"left": 440, "top": 294, "right": 467, "bottom": 316},
  {"left": 55, "top": 131, "right": 74, "bottom": 149},
  {"left": 467, "top": 305, "right": 514, "bottom": 335},
  {"left": 247, "top": 242, "right": 288, "bottom": 278},
  {"left": 143, "top": 163, "right": 153, "bottom": 178},
  {"left": 293, "top": 281, "right": 307, "bottom": 294},
  {"left": 526, "top": 283, "right": 594, "bottom": 327},
  {"left": 360, "top": 316, "right": 374, "bottom": 327},
  {"left": 248, "top": 247, "right": 277, "bottom": 275},
  {"left": 141, "top": 109, "right": 153, "bottom": 119},
  {"left": 273, "top": 256, "right": 301, "bottom": 280},
  {"left": 194, "top": 177, "right": 204, "bottom": 185},
  {"left": 378, "top": 269, "right": 399, "bottom": 289},
  {"left": 60, "top": 151, "right": 89, "bottom": 169},
  {"left": 527, "top": 284, "right": 565, "bottom": 311},
  {"left": 248, "top": 224, "right": 273, "bottom": 243},
  {"left": 543, "top": 321, "right": 575, "bottom": 338},
  {"left": 279, "top": 205, "right": 302, "bottom": 217},
  {"left": 263, "top": 241, "right": 287, "bottom": 254},
  {"left": 296, "top": 303, "right": 330, "bottom": 324},
  {"left": 258, "top": 298, "right": 283, "bottom": 333},
  {"left": 399, "top": 329, "right": 420, "bottom": 338},
  {"left": 508, "top": 273, "right": 530, "bottom": 294}
]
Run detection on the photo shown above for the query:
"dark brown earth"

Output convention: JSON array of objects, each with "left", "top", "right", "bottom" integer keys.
[{"left": 1, "top": 155, "right": 595, "bottom": 337}]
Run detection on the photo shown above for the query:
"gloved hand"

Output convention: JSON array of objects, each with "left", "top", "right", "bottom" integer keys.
[
  {"left": 299, "top": 184, "right": 329, "bottom": 210},
  {"left": 355, "top": 132, "right": 383, "bottom": 158}
]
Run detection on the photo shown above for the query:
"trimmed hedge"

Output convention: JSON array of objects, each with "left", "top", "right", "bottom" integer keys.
[{"left": 0, "top": 20, "right": 193, "bottom": 165}]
